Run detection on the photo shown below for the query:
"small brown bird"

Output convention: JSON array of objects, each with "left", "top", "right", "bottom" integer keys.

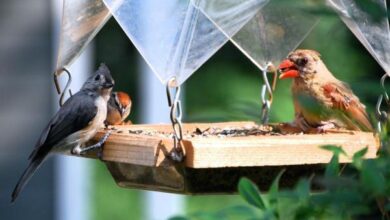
[
  {"left": 105, "top": 91, "right": 132, "bottom": 125},
  {"left": 278, "top": 49, "right": 373, "bottom": 132}
]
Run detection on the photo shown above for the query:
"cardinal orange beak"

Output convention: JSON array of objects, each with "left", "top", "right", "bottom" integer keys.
[{"left": 278, "top": 59, "right": 299, "bottom": 79}]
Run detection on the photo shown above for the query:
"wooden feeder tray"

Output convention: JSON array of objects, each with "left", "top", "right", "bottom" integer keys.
[{"left": 86, "top": 121, "right": 379, "bottom": 194}]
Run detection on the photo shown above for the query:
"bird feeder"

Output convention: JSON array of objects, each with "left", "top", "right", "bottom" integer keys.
[
  {"left": 55, "top": 0, "right": 382, "bottom": 194},
  {"left": 83, "top": 122, "right": 378, "bottom": 193}
]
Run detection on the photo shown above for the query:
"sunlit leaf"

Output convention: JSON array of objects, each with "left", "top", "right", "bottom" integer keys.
[
  {"left": 325, "top": 154, "right": 340, "bottom": 178},
  {"left": 353, "top": 147, "right": 368, "bottom": 160},
  {"left": 321, "top": 145, "right": 347, "bottom": 156},
  {"left": 268, "top": 169, "right": 285, "bottom": 205},
  {"left": 238, "top": 177, "right": 266, "bottom": 210},
  {"left": 352, "top": 147, "right": 368, "bottom": 170}
]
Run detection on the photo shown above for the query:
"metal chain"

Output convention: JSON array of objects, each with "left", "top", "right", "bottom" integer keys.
[
  {"left": 376, "top": 73, "right": 390, "bottom": 133},
  {"left": 166, "top": 77, "right": 184, "bottom": 162},
  {"left": 260, "top": 62, "right": 277, "bottom": 124},
  {"left": 53, "top": 67, "right": 73, "bottom": 107}
]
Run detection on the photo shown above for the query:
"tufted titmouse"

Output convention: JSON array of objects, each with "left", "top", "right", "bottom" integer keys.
[
  {"left": 105, "top": 91, "right": 132, "bottom": 125},
  {"left": 11, "top": 63, "right": 115, "bottom": 203}
]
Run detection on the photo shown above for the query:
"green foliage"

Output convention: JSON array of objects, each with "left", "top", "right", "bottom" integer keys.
[
  {"left": 352, "top": 147, "right": 368, "bottom": 169},
  {"left": 172, "top": 142, "right": 390, "bottom": 219},
  {"left": 321, "top": 145, "right": 345, "bottom": 178},
  {"left": 92, "top": 162, "right": 144, "bottom": 220},
  {"left": 268, "top": 169, "right": 285, "bottom": 206},
  {"left": 169, "top": 205, "right": 258, "bottom": 220},
  {"left": 320, "top": 145, "right": 347, "bottom": 156},
  {"left": 184, "top": 194, "right": 246, "bottom": 216},
  {"left": 238, "top": 178, "right": 267, "bottom": 210}
]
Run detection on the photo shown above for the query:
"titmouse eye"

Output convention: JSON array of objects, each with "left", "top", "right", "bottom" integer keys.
[{"left": 94, "top": 75, "right": 101, "bottom": 81}]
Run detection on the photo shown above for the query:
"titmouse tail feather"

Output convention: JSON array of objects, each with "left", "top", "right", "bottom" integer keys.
[{"left": 11, "top": 156, "right": 44, "bottom": 203}]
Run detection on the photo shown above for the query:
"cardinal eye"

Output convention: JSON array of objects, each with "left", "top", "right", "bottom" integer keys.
[
  {"left": 94, "top": 75, "right": 101, "bottom": 81},
  {"left": 296, "top": 57, "right": 308, "bottom": 66}
]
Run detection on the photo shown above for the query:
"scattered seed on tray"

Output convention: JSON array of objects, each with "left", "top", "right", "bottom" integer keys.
[{"left": 106, "top": 124, "right": 281, "bottom": 139}]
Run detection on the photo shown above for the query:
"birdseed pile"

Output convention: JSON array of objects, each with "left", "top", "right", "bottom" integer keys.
[{"left": 111, "top": 124, "right": 278, "bottom": 139}]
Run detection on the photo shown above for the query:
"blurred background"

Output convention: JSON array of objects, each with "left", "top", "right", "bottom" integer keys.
[{"left": 0, "top": 0, "right": 384, "bottom": 219}]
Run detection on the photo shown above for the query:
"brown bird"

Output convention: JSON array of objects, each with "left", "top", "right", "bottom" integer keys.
[
  {"left": 278, "top": 49, "right": 373, "bottom": 132},
  {"left": 105, "top": 91, "right": 132, "bottom": 126}
]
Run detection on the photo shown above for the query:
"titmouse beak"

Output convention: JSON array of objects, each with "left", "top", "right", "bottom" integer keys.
[
  {"left": 279, "top": 59, "right": 299, "bottom": 79},
  {"left": 103, "top": 82, "right": 114, "bottom": 88}
]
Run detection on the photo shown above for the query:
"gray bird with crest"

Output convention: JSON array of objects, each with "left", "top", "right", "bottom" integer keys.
[{"left": 11, "top": 63, "right": 115, "bottom": 203}]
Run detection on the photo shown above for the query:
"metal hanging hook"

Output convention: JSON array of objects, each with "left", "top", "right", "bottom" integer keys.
[
  {"left": 260, "top": 62, "right": 278, "bottom": 124},
  {"left": 380, "top": 73, "right": 390, "bottom": 103},
  {"left": 376, "top": 73, "right": 390, "bottom": 133},
  {"left": 166, "top": 77, "right": 184, "bottom": 162},
  {"left": 53, "top": 67, "right": 73, "bottom": 107}
]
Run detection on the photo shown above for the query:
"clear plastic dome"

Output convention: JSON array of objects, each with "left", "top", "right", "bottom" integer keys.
[
  {"left": 103, "top": 0, "right": 266, "bottom": 85},
  {"left": 195, "top": 0, "right": 319, "bottom": 70},
  {"left": 328, "top": 0, "right": 390, "bottom": 74},
  {"left": 56, "top": 0, "right": 111, "bottom": 72}
]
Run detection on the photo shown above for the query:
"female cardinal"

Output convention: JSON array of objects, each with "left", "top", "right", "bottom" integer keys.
[
  {"left": 105, "top": 91, "right": 132, "bottom": 125},
  {"left": 278, "top": 49, "right": 373, "bottom": 132}
]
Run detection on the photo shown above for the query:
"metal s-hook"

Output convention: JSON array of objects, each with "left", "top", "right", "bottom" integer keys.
[
  {"left": 380, "top": 73, "right": 390, "bottom": 103},
  {"left": 53, "top": 67, "right": 73, "bottom": 107},
  {"left": 166, "top": 77, "right": 184, "bottom": 162},
  {"left": 260, "top": 62, "right": 278, "bottom": 124},
  {"left": 376, "top": 73, "right": 390, "bottom": 133}
]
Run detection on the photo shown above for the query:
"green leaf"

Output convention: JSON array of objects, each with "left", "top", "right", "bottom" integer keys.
[
  {"left": 294, "top": 206, "right": 316, "bottom": 220},
  {"left": 295, "top": 179, "right": 311, "bottom": 200},
  {"left": 321, "top": 145, "right": 345, "bottom": 178},
  {"left": 353, "top": 147, "right": 368, "bottom": 160},
  {"left": 261, "top": 210, "right": 277, "bottom": 220},
  {"left": 325, "top": 154, "right": 340, "bottom": 178},
  {"left": 216, "top": 205, "right": 257, "bottom": 219},
  {"left": 352, "top": 147, "right": 368, "bottom": 169},
  {"left": 168, "top": 217, "right": 190, "bottom": 220},
  {"left": 268, "top": 169, "right": 286, "bottom": 205},
  {"left": 191, "top": 213, "right": 220, "bottom": 220},
  {"left": 321, "top": 145, "right": 347, "bottom": 156},
  {"left": 238, "top": 177, "right": 266, "bottom": 210},
  {"left": 361, "top": 160, "right": 385, "bottom": 195}
]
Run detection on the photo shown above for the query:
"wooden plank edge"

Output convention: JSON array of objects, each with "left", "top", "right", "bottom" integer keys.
[{"left": 87, "top": 123, "right": 379, "bottom": 169}]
